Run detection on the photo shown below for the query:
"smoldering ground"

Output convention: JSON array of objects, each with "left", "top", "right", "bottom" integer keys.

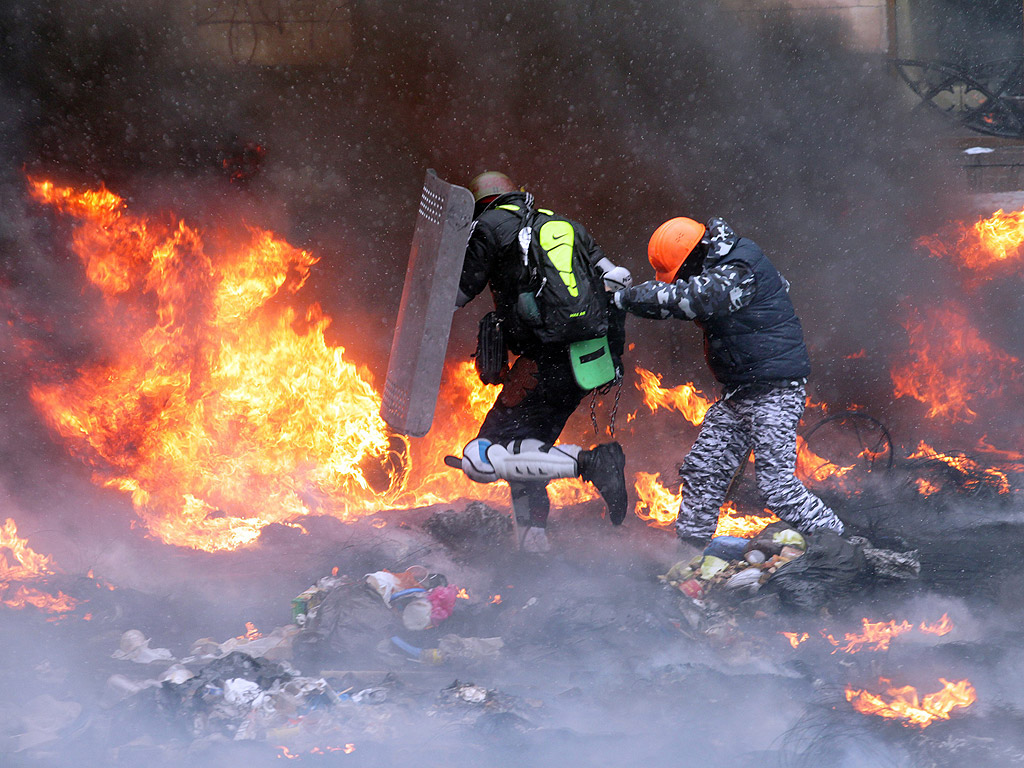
[{"left": 0, "top": 0, "right": 1023, "bottom": 766}]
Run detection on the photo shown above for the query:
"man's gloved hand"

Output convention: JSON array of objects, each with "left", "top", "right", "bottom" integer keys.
[
  {"left": 602, "top": 266, "right": 633, "bottom": 293},
  {"left": 612, "top": 288, "right": 628, "bottom": 310}
]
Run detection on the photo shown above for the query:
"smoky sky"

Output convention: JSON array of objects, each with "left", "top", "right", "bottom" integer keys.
[{"left": 0, "top": 0, "right": 988, "bottom": 446}]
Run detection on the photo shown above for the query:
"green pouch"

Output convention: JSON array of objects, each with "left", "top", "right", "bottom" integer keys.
[{"left": 568, "top": 336, "right": 615, "bottom": 390}]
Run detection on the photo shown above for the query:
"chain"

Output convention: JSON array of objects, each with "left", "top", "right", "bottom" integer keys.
[
  {"left": 608, "top": 379, "right": 622, "bottom": 438},
  {"left": 590, "top": 378, "right": 624, "bottom": 438}
]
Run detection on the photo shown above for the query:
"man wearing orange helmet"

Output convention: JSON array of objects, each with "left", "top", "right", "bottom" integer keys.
[
  {"left": 613, "top": 216, "right": 845, "bottom": 548},
  {"left": 454, "top": 171, "right": 632, "bottom": 553}
]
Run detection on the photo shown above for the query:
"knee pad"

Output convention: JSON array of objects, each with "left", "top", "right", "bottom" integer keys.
[
  {"left": 461, "top": 438, "right": 498, "bottom": 483},
  {"left": 462, "top": 438, "right": 581, "bottom": 483}
]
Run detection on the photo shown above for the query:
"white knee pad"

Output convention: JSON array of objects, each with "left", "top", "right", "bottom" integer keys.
[
  {"left": 460, "top": 438, "right": 581, "bottom": 484},
  {"left": 462, "top": 438, "right": 499, "bottom": 483}
]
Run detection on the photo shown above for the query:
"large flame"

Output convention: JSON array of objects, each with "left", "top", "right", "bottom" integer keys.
[
  {"left": 891, "top": 305, "right": 1020, "bottom": 423},
  {"left": 24, "top": 180, "right": 596, "bottom": 551},
  {"left": 918, "top": 207, "right": 1024, "bottom": 274},
  {"left": 845, "top": 677, "right": 977, "bottom": 728}
]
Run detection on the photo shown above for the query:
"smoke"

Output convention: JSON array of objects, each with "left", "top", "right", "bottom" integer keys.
[
  {"left": 1, "top": 0, "right": 961, "bottom": 371},
  {"left": 1, "top": 2, "right": 1022, "bottom": 766}
]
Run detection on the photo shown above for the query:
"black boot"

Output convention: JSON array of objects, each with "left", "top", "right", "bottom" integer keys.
[{"left": 579, "top": 442, "right": 627, "bottom": 525}]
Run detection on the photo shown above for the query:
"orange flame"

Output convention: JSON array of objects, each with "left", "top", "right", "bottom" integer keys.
[
  {"left": 714, "top": 501, "right": 780, "bottom": 538},
  {"left": 456, "top": 588, "right": 469, "bottom": 599},
  {"left": 781, "top": 631, "right": 809, "bottom": 648},
  {"left": 634, "top": 367, "right": 712, "bottom": 426},
  {"left": 823, "top": 618, "right": 914, "bottom": 654},
  {"left": 909, "top": 441, "right": 1011, "bottom": 495},
  {"left": 237, "top": 621, "right": 262, "bottom": 641},
  {"left": 915, "top": 478, "right": 940, "bottom": 497},
  {"left": 632, "top": 474, "right": 779, "bottom": 536},
  {"left": 845, "top": 677, "right": 976, "bottom": 728},
  {"left": 489, "top": 594, "right": 502, "bottom": 605},
  {"left": 918, "top": 207, "right": 1024, "bottom": 274},
  {"left": 795, "top": 435, "right": 855, "bottom": 485},
  {"left": 919, "top": 613, "right": 954, "bottom": 636},
  {"left": 2, "top": 584, "right": 78, "bottom": 613},
  {"left": 891, "top": 306, "right": 1020, "bottom": 423},
  {"left": 24, "top": 179, "right": 596, "bottom": 552},
  {"left": 1, "top": 517, "right": 57, "bottom": 581},
  {"left": 633, "top": 471, "right": 681, "bottom": 527},
  {"left": 0, "top": 518, "right": 78, "bottom": 614}
]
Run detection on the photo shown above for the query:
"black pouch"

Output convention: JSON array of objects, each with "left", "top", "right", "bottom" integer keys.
[{"left": 474, "top": 311, "right": 508, "bottom": 385}]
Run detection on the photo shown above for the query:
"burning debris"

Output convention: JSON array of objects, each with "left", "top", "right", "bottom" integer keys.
[
  {"left": 844, "top": 677, "right": 978, "bottom": 729},
  {"left": 0, "top": 517, "right": 80, "bottom": 617},
  {"left": 4, "top": 0, "right": 1024, "bottom": 763}
]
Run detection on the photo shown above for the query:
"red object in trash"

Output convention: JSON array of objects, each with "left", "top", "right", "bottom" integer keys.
[{"left": 678, "top": 579, "right": 703, "bottom": 599}]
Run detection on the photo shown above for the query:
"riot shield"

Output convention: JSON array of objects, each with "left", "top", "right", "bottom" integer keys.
[{"left": 380, "top": 169, "right": 474, "bottom": 437}]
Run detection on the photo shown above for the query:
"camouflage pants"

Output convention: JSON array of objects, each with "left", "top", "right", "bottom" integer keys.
[{"left": 675, "top": 384, "right": 845, "bottom": 541}]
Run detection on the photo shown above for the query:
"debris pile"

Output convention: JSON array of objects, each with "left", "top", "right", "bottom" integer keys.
[{"left": 662, "top": 526, "right": 921, "bottom": 616}]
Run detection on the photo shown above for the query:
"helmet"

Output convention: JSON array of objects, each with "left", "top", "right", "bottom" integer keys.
[
  {"left": 648, "top": 217, "right": 706, "bottom": 283},
  {"left": 468, "top": 171, "right": 517, "bottom": 203}
]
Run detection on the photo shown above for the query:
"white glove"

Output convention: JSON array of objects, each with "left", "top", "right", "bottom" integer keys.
[{"left": 602, "top": 265, "right": 633, "bottom": 292}]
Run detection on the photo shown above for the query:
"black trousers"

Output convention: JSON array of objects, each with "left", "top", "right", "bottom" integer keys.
[{"left": 476, "top": 348, "right": 586, "bottom": 526}]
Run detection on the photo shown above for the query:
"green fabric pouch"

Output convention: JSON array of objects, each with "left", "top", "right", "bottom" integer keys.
[{"left": 568, "top": 336, "right": 615, "bottom": 390}]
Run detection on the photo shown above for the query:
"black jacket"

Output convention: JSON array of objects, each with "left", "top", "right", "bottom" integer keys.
[
  {"left": 697, "top": 236, "right": 810, "bottom": 386},
  {"left": 458, "top": 192, "right": 625, "bottom": 359}
]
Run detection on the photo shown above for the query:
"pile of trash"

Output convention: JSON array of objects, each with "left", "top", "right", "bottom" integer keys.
[
  {"left": 96, "top": 562, "right": 514, "bottom": 755},
  {"left": 661, "top": 524, "right": 921, "bottom": 615},
  {"left": 295, "top": 565, "right": 467, "bottom": 667}
]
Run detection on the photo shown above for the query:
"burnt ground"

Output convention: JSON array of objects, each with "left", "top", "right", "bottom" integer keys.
[{"left": 4, "top": 478, "right": 1024, "bottom": 768}]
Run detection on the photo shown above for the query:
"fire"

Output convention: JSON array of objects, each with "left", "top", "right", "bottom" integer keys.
[
  {"left": 891, "top": 305, "right": 1020, "bottom": 423},
  {"left": 634, "top": 366, "right": 712, "bottom": 426},
  {"left": 1, "top": 517, "right": 57, "bottom": 581},
  {"left": 786, "top": 615, "right": 955, "bottom": 651},
  {"left": 915, "top": 478, "right": 940, "bottom": 497},
  {"left": 973, "top": 435, "right": 1024, "bottom": 473},
  {"left": 795, "top": 435, "right": 855, "bottom": 485},
  {"left": 714, "top": 501, "right": 780, "bottom": 538},
  {"left": 908, "top": 441, "right": 1011, "bottom": 495},
  {"left": 824, "top": 618, "right": 914, "bottom": 653},
  {"left": 238, "top": 621, "right": 262, "bottom": 641},
  {"left": 920, "top": 613, "right": 954, "bottom": 636},
  {"left": 632, "top": 474, "right": 779, "bottom": 536},
  {"left": 633, "top": 472, "right": 681, "bottom": 527},
  {"left": 2, "top": 584, "right": 78, "bottom": 613},
  {"left": 456, "top": 588, "right": 469, "bottom": 599},
  {"left": 23, "top": 179, "right": 596, "bottom": 552},
  {"left": 918, "top": 207, "right": 1024, "bottom": 273},
  {"left": 845, "top": 677, "right": 977, "bottom": 728},
  {"left": 0, "top": 517, "right": 79, "bottom": 614},
  {"left": 781, "top": 631, "right": 809, "bottom": 648},
  {"left": 489, "top": 594, "right": 502, "bottom": 604}
]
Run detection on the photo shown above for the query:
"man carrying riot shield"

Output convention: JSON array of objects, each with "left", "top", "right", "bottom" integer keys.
[{"left": 453, "top": 172, "right": 632, "bottom": 553}]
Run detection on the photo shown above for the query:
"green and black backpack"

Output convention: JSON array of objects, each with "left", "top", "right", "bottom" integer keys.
[{"left": 513, "top": 207, "right": 609, "bottom": 345}]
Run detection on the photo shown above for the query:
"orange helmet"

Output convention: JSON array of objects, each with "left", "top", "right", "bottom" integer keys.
[
  {"left": 648, "top": 217, "right": 706, "bottom": 283},
  {"left": 468, "top": 171, "right": 517, "bottom": 203}
]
